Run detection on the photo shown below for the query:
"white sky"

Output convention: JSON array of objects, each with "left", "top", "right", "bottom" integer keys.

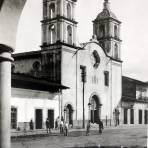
[{"left": 16, "top": 0, "right": 148, "bottom": 81}]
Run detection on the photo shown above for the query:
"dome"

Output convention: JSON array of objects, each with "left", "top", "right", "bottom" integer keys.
[
  {"left": 95, "top": 0, "right": 118, "bottom": 21},
  {"left": 96, "top": 9, "right": 117, "bottom": 20}
]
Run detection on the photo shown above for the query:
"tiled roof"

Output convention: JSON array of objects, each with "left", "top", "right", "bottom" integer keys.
[{"left": 122, "top": 76, "right": 148, "bottom": 86}]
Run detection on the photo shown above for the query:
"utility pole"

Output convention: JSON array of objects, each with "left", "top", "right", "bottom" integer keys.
[{"left": 80, "top": 65, "right": 86, "bottom": 129}]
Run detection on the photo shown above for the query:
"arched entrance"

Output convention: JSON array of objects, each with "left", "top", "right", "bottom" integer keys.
[
  {"left": 90, "top": 95, "right": 102, "bottom": 124},
  {"left": 64, "top": 104, "right": 73, "bottom": 126}
]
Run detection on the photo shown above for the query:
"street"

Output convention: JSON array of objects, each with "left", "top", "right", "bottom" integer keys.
[{"left": 11, "top": 125, "right": 148, "bottom": 148}]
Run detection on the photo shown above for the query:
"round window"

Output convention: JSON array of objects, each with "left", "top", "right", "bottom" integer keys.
[{"left": 33, "top": 61, "right": 40, "bottom": 71}]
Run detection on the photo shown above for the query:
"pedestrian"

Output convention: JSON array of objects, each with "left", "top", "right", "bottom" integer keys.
[
  {"left": 55, "top": 116, "right": 59, "bottom": 129},
  {"left": 98, "top": 119, "right": 104, "bottom": 134},
  {"left": 86, "top": 120, "right": 91, "bottom": 136},
  {"left": 69, "top": 119, "right": 73, "bottom": 128},
  {"left": 64, "top": 122, "right": 69, "bottom": 136},
  {"left": 29, "top": 119, "right": 34, "bottom": 130},
  {"left": 60, "top": 119, "right": 64, "bottom": 134},
  {"left": 46, "top": 118, "right": 50, "bottom": 133},
  {"left": 57, "top": 117, "right": 60, "bottom": 129},
  {"left": 61, "top": 116, "right": 64, "bottom": 122}
]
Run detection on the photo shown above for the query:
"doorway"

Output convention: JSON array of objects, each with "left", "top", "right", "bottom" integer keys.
[
  {"left": 90, "top": 95, "right": 101, "bottom": 124},
  {"left": 139, "top": 110, "right": 142, "bottom": 124},
  {"left": 65, "top": 104, "right": 73, "bottom": 126},
  {"left": 124, "top": 108, "right": 128, "bottom": 124},
  {"left": 48, "top": 109, "right": 54, "bottom": 128},
  {"left": 144, "top": 110, "right": 148, "bottom": 124},
  {"left": 130, "top": 109, "right": 134, "bottom": 124},
  {"left": 35, "top": 109, "right": 43, "bottom": 129},
  {"left": 11, "top": 107, "right": 17, "bottom": 129}
]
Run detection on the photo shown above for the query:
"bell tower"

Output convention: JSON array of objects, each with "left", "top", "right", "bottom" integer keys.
[
  {"left": 41, "top": 0, "right": 78, "bottom": 83},
  {"left": 93, "top": 0, "right": 122, "bottom": 60},
  {"left": 41, "top": 0, "right": 77, "bottom": 47}
]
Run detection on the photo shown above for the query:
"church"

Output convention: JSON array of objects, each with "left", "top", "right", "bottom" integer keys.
[{"left": 11, "top": 0, "right": 148, "bottom": 131}]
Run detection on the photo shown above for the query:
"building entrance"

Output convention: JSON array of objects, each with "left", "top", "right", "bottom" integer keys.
[
  {"left": 90, "top": 95, "right": 101, "bottom": 124},
  {"left": 35, "top": 109, "right": 43, "bottom": 129},
  {"left": 48, "top": 109, "right": 54, "bottom": 128},
  {"left": 11, "top": 107, "right": 17, "bottom": 129},
  {"left": 64, "top": 104, "right": 73, "bottom": 126},
  {"left": 124, "top": 108, "right": 128, "bottom": 124},
  {"left": 144, "top": 110, "right": 148, "bottom": 124}
]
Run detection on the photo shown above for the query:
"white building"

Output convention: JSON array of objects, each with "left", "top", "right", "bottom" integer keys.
[{"left": 11, "top": 0, "right": 148, "bottom": 131}]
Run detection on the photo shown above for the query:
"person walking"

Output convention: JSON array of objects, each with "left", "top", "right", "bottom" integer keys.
[
  {"left": 86, "top": 120, "right": 91, "bottom": 136},
  {"left": 55, "top": 116, "right": 59, "bottom": 129},
  {"left": 46, "top": 118, "right": 50, "bottom": 133},
  {"left": 60, "top": 119, "right": 64, "bottom": 134},
  {"left": 29, "top": 119, "right": 34, "bottom": 130},
  {"left": 64, "top": 122, "right": 69, "bottom": 136},
  {"left": 98, "top": 119, "right": 104, "bottom": 134}
]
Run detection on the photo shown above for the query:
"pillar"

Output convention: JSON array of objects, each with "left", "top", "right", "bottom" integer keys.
[
  {"left": 0, "top": 0, "right": 27, "bottom": 146},
  {"left": 60, "top": 0, "right": 64, "bottom": 16},
  {"left": 0, "top": 44, "right": 13, "bottom": 148},
  {"left": 127, "top": 109, "right": 130, "bottom": 125}
]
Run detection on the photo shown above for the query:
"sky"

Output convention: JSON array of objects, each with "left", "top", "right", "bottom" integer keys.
[{"left": 16, "top": 0, "right": 148, "bottom": 82}]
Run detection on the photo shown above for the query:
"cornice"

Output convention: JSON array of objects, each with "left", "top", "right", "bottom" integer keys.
[
  {"left": 41, "top": 15, "right": 78, "bottom": 25},
  {"left": 40, "top": 41, "right": 81, "bottom": 50}
]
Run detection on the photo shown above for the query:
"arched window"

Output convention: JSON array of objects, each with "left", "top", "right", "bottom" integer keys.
[
  {"left": 99, "top": 25, "right": 105, "bottom": 38},
  {"left": 49, "top": 24, "right": 56, "bottom": 44},
  {"left": 67, "top": 25, "right": 72, "bottom": 44},
  {"left": 67, "top": 3, "right": 72, "bottom": 19},
  {"left": 114, "top": 44, "right": 119, "bottom": 59},
  {"left": 114, "top": 25, "right": 118, "bottom": 38},
  {"left": 49, "top": 3, "right": 55, "bottom": 19}
]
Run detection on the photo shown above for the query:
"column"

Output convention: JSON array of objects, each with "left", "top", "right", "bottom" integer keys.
[
  {"left": 0, "top": 44, "right": 13, "bottom": 148},
  {"left": 60, "top": 22, "right": 63, "bottom": 42},
  {"left": 136, "top": 109, "right": 139, "bottom": 125},
  {"left": 58, "top": 93, "right": 61, "bottom": 119},
  {"left": 60, "top": 0, "right": 64, "bottom": 16},
  {"left": 127, "top": 109, "right": 130, "bottom": 125},
  {"left": 142, "top": 109, "right": 145, "bottom": 124}
]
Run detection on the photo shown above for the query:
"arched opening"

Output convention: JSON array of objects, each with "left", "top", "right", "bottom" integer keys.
[
  {"left": 67, "top": 25, "right": 72, "bottom": 44},
  {"left": 114, "top": 43, "right": 119, "bottom": 59},
  {"left": 49, "top": 24, "right": 56, "bottom": 44},
  {"left": 67, "top": 3, "right": 72, "bottom": 19},
  {"left": 114, "top": 25, "right": 118, "bottom": 38},
  {"left": 64, "top": 104, "right": 73, "bottom": 126},
  {"left": 89, "top": 95, "right": 102, "bottom": 124},
  {"left": 49, "top": 3, "right": 55, "bottom": 19},
  {"left": 99, "top": 25, "right": 105, "bottom": 38}
]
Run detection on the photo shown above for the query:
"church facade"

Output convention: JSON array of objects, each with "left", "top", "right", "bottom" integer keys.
[{"left": 11, "top": 0, "right": 148, "bottom": 131}]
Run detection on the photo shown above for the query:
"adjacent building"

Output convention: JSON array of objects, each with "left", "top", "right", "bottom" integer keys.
[{"left": 120, "top": 76, "right": 148, "bottom": 125}]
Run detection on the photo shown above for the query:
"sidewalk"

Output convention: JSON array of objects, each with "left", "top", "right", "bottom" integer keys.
[{"left": 11, "top": 128, "right": 89, "bottom": 138}]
